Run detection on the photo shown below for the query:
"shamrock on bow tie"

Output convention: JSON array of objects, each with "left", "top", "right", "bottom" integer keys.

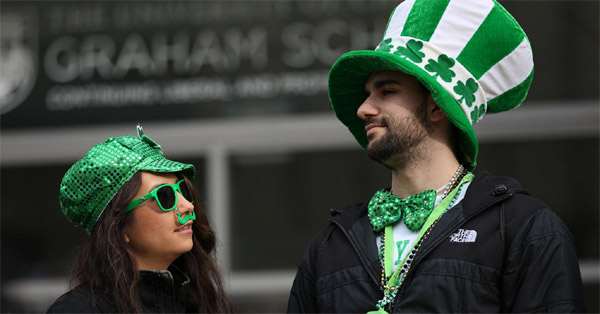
[{"left": 368, "top": 189, "right": 437, "bottom": 232}]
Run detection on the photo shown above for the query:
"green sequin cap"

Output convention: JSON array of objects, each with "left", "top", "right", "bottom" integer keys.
[{"left": 59, "top": 126, "right": 195, "bottom": 235}]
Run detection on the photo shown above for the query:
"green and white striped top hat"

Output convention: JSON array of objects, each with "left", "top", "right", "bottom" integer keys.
[{"left": 329, "top": 0, "right": 534, "bottom": 170}]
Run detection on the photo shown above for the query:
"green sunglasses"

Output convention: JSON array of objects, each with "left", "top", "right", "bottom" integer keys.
[{"left": 126, "top": 180, "right": 196, "bottom": 224}]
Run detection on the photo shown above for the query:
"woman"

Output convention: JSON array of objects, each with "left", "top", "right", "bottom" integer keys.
[{"left": 47, "top": 126, "right": 231, "bottom": 313}]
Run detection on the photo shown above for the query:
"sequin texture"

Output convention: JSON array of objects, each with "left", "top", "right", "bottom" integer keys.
[{"left": 368, "top": 189, "right": 437, "bottom": 232}]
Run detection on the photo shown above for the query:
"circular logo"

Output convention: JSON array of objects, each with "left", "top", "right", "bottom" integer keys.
[{"left": 0, "top": 11, "right": 38, "bottom": 115}]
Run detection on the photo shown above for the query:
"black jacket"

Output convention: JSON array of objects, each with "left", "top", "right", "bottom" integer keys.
[
  {"left": 287, "top": 172, "right": 585, "bottom": 313},
  {"left": 47, "top": 266, "right": 191, "bottom": 313}
]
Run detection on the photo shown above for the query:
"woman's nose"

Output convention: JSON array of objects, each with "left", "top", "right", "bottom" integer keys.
[{"left": 177, "top": 192, "right": 194, "bottom": 213}]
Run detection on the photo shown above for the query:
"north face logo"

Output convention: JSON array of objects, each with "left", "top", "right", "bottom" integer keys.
[{"left": 449, "top": 229, "right": 477, "bottom": 243}]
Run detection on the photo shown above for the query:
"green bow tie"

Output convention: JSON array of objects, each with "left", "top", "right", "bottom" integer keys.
[{"left": 368, "top": 189, "right": 437, "bottom": 232}]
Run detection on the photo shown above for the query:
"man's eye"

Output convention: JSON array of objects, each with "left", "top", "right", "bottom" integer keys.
[{"left": 382, "top": 89, "right": 395, "bottom": 96}]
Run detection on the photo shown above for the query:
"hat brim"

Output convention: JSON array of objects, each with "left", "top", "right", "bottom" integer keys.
[
  {"left": 139, "top": 157, "right": 196, "bottom": 181},
  {"left": 328, "top": 50, "right": 478, "bottom": 170}
]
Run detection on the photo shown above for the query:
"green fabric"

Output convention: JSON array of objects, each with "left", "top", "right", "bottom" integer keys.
[
  {"left": 367, "top": 308, "right": 389, "bottom": 314},
  {"left": 384, "top": 225, "right": 394, "bottom": 277},
  {"left": 368, "top": 189, "right": 437, "bottom": 232},
  {"left": 401, "top": 0, "right": 450, "bottom": 41},
  {"left": 457, "top": 3, "right": 525, "bottom": 79},
  {"left": 59, "top": 126, "right": 195, "bottom": 234},
  {"left": 487, "top": 69, "right": 534, "bottom": 113}
]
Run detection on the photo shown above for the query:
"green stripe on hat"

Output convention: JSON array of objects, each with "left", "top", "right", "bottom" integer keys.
[
  {"left": 457, "top": 3, "right": 525, "bottom": 79},
  {"left": 487, "top": 69, "right": 534, "bottom": 113},
  {"left": 401, "top": 0, "right": 450, "bottom": 41}
]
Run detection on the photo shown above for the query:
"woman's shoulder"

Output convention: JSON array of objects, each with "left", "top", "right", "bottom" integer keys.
[{"left": 46, "top": 284, "right": 98, "bottom": 313}]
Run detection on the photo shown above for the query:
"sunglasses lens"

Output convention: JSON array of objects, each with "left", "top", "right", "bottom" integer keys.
[
  {"left": 156, "top": 185, "right": 176, "bottom": 210},
  {"left": 179, "top": 181, "right": 193, "bottom": 202}
]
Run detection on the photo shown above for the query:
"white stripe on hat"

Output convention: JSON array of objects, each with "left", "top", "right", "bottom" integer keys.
[
  {"left": 428, "top": 0, "right": 495, "bottom": 58},
  {"left": 479, "top": 38, "right": 534, "bottom": 100},
  {"left": 384, "top": 0, "right": 416, "bottom": 39}
]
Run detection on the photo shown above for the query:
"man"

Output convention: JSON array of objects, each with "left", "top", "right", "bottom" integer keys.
[{"left": 287, "top": 0, "right": 585, "bottom": 313}]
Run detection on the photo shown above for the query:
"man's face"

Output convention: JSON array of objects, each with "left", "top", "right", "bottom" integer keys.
[{"left": 358, "top": 70, "right": 432, "bottom": 167}]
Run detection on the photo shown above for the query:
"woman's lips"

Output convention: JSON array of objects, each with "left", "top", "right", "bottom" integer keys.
[{"left": 175, "top": 223, "right": 193, "bottom": 234}]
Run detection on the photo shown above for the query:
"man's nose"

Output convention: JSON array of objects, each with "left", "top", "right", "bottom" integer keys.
[{"left": 357, "top": 96, "right": 380, "bottom": 121}]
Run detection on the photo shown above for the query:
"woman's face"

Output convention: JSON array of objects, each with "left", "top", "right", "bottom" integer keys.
[{"left": 124, "top": 171, "right": 195, "bottom": 270}]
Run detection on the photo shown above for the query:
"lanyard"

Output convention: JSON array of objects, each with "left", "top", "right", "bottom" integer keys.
[{"left": 383, "top": 173, "right": 474, "bottom": 287}]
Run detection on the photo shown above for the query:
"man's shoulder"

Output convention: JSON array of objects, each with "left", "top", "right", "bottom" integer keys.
[
  {"left": 329, "top": 202, "right": 368, "bottom": 224},
  {"left": 467, "top": 171, "right": 570, "bottom": 241},
  {"left": 469, "top": 171, "right": 527, "bottom": 194},
  {"left": 306, "top": 202, "right": 368, "bottom": 245},
  {"left": 302, "top": 202, "right": 370, "bottom": 255},
  {"left": 469, "top": 171, "right": 549, "bottom": 210},
  {"left": 465, "top": 171, "right": 549, "bottom": 213}
]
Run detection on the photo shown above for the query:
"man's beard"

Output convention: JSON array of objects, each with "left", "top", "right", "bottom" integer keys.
[{"left": 366, "top": 102, "right": 432, "bottom": 168}]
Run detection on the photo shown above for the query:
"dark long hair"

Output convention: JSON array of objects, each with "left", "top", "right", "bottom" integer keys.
[{"left": 71, "top": 172, "right": 231, "bottom": 313}]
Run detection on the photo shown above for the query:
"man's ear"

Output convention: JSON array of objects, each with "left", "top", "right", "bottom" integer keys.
[
  {"left": 124, "top": 232, "right": 130, "bottom": 243},
  {"left": 428, "top": 94, "right": 446, "bottom": 122}
]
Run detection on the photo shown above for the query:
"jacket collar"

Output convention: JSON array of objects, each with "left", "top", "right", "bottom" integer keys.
[
  {"left": 329, "top": 202, "right": 368, "bottom": 231},
  {"left": 138, "top": 264, "right": 191, "bottom": 312}
]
